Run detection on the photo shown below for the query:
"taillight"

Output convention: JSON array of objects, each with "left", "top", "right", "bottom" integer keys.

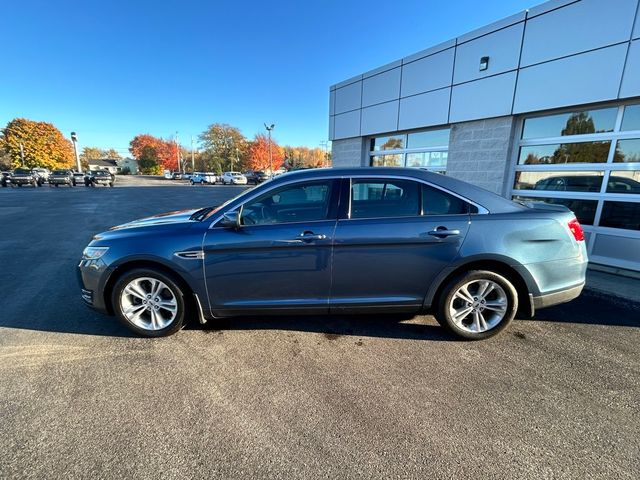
[{"left": 568, "top": 218, "right": 584, "bottom": 242}]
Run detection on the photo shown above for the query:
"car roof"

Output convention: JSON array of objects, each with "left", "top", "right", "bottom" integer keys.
[{"left": 268, "top": 167, "right": 525, "bottom": 213}]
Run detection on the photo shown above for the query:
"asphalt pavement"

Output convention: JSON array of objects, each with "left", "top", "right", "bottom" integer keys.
[{"left": 1, "top": 175, "right": 638, "bottom": 479}]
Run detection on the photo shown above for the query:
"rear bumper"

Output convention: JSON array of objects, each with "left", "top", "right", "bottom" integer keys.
[{"left": 530, "top": 282, "right": 585, "bottom": 313}]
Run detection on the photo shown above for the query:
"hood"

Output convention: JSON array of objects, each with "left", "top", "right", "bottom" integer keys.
[{"left": 109, "top": 209, "right": 201, "bottom": 231}]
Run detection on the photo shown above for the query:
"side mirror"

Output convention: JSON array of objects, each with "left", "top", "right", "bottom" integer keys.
[{"left": 220, "top": 211, "right": 240, "bottom": 229}]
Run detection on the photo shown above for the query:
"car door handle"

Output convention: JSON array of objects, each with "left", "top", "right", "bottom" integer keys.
[
  {"left": 428, "top": 228, "right": 461, "bottom": 238},
  {"left": 299, "top": 231, "right": 327, "bottom": 242}
]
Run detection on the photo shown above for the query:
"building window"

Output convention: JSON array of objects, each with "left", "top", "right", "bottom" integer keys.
[
  {"left": 511, "top": 103, "right": 640, "bottom": 271},
  {"left": 369, "top": 127, "right": 449, "bottom": 172}
]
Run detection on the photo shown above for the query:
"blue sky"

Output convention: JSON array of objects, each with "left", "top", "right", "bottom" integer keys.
[{"left": 1, "top": 0, "right": 534, "bottom": 155}]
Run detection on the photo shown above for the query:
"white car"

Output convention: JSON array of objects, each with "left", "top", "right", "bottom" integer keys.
[
  {"left": 190, "top": 172, "right": 217, "bottom": 185},
  {"left": 221, "top": 171, "right": 247, "bottom": 185}
]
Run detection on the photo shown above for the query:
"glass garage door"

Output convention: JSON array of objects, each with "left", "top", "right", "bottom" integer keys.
[
  {"left": 368, "top": 127, "right": 450, "bottom": 173},
  {"left": 511, "top": 103, "right": 640, "bottom": 272}
]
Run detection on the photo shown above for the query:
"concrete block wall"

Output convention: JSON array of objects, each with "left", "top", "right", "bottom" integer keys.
[
  {"left": 331, "top": 138, "right": 366, "bottom": 167},
  {"left": 446, "top": 116, "right": 517, "bottom": 195}
]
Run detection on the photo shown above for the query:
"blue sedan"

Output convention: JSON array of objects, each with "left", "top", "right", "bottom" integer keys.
[{"left": 78, "top": 167, "right": 587, "bottom": 340}]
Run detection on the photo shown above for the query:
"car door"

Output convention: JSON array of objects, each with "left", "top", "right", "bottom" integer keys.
[
  {"left": 330, "top": 177, "right": 472, "bottom": 313},
  {"left": 202, "top": 178, "right": 340, "bottom": 316}
]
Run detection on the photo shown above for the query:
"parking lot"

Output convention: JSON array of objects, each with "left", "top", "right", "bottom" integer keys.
[{"left": 1, "top": 175, "right": 639, "bottom": 479}]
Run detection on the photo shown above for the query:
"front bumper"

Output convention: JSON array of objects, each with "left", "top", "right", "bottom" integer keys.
[
  {"left": 12, "top": 178, "right": 35, "bottom": 185},
  {"left": 77, "top": 259, "right": 111, "bottom": 314}
]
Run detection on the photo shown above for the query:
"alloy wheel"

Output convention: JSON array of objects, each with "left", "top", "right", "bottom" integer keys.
[
  {"left": 448, "top": 279, "right": 507, "bottom": 333},
  {"left": 119, "top": 277, "right": 178, "bottom": 331}
]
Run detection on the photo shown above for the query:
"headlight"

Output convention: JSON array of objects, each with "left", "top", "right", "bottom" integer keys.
[{"left": 82, "top": 246, "right": 109, "bottom": 260}]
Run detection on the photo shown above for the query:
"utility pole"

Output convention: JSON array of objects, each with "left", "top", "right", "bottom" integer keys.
[
  {"left": 175, "top": 131, "right": 180, "bottom": 174},
  {"left": 70, "top": 132, "right": 81, "bottom": 172},
  {"left": 235, "top": 146, "right": 240, "bottom": 172},
  {"left": 19, "top": 142, "right": 25, "bottom": 167},
  {"left": 264, "top": 123, "right": 275, "bottom": 174},
  {"left": 319, "top": 141, "right": 329, "bottom": 167},
  {"left": 191, "top": 136, "right": 195, "bottom": 172}
]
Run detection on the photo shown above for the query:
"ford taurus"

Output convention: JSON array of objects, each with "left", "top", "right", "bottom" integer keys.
[{"left": 78, "top": 168, "right": 587, "bottom": 340}]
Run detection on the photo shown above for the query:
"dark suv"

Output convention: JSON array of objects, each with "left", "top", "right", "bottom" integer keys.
[
  {"left": 49, "top": 169, "right": 75, "bottom": 187},
  {"left": 85, "top": 170, "right": 115, "bottom": 187},
  {"left": 10, "top": 168, "right": 41, "bottom": 187}
]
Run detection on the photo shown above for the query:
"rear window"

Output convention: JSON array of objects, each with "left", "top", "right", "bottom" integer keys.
[{"left": 422, "top": 185, "right": 472, "bottom": 215}]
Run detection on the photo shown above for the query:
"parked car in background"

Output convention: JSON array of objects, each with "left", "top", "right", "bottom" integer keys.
[
  {"left": 171, "top": 171, "right": 183, "bottom": 180},
  {"left": 85, "top": 170, "right": 115, "bottom": 187},
  {"left": 78, "top": 167, "right": 587, "bottom": 339},
  {"left": 10, "top": 168, "right": 41, "bottom": 187},
  {"left": 48, "top": 169, "right": 74, "bottom": 187},
  {"left": 32, "top": 168, "right": 51, "bottom": 184},
  {"left": 163, "top": 170, "right": 172, "bottom": 180},
  {"left": 244, "top": 171, "right": 271, "bottom": 185},
  {"left": 221, "top": 171, "right": 247, "bottom": 185},
  {"left": 1, "top": 172, "right": 11, "bottom": 187},
  {"left": 190, "top": 172, "right": 217, "bottom": 185},
  {"left": 72, "top": 172, "right": 86, "bottom": 186}
]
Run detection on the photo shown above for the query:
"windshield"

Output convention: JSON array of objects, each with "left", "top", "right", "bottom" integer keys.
[
  {"left": 14, "top": 169, "right": 31, "bottom": 174},
  {"left": 53, "top": 170, "right": 68, "bottom": 175},
  {"left": 94, "top": 171, "right": 110, "bottom": 176}
]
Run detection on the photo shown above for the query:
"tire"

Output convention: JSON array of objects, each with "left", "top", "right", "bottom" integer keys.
[
  {"left": 190, "top": 180, "right": 194, "bottom": 185},
  {"left": 435, "top": 270, "right": 518, "bottom": 340},
  {"left": 109, "top": 182, "right": 114, "bottom": 187},
  {"left": 112, "top": 268, "right": 187, "bottom": 337}
]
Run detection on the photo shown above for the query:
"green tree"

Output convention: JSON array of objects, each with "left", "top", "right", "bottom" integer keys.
[
  {"left": 199, "top": 123, "right": 248, "bottom": 171},
  {"left": 137, "top": 145, "right": 159, "bottom": 174}
]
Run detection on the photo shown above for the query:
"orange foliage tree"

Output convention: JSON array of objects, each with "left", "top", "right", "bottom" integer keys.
[
  {"left": 129, "top": 134, "right": 178, "bottom": 172},
  {"left": 247, "top": 134, "right": 284, "bottom": 172},
  {"left": 1, "top": 118, "right": 75, "bottom": 170}
]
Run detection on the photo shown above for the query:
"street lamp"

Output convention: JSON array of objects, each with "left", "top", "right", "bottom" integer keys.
[
  {"left": 264, "top": 123, "right": 275, "bottom": 174},
  {"left": 70, "top": 132, "right": 81, "bottom": 172}
]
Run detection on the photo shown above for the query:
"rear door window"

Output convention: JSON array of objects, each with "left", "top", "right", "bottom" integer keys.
[
  {"left": 422, "top": 185, "right": 472, "bottom": 215},
  {"left": 350, "top": 179, "right": 420, "bottom": 218}
]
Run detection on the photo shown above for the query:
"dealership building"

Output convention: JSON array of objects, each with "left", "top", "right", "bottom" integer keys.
[{"left": 328, "top": 0, "right": 640, "bottom": 273}]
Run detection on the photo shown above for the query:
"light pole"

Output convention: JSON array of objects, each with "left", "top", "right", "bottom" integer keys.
[
  {"left": 191, "top": 136, "right": 195, "bottom": 172},
  {"left": 264, "top": 123, "right": 274, "bottom": 174},
  {"left": 19, "top": 142, "right": 25, "bottom": 167},
  {"left": 70, "top": 132, "right": 81, "bottom": 172}
]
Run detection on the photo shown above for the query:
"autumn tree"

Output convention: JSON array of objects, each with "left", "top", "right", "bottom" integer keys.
[
  {"left": 199, "top": 123, "right": 248, "bottom": 171},
  {"left": 0, "top": 118, "right": 75, "bottom": 170},
  {"left": 284, "top": 146, "right": 327, "bottom": 169},
  {"left": 247, "top": 134, "right": 284, "bottom": 172},
  {"left": 129, "top": 134, "right": 178, "bottom": 173}
]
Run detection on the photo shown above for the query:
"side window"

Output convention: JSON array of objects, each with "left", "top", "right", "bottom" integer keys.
[
  {"left": 240, "top": 180, "right": 334, "bottom": 225},
  {"left": 351, "top": 179, "right": 420, "bottom": 219},
  {"left": 422, "top": 185, "right": 472, "bottom": 215}
]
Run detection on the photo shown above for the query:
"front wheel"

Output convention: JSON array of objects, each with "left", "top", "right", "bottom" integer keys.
[
  {"left": 435, "top": 270, "right": 518, "bottom": 340},
  {"left": 112, "top": 268, "right": 187, "bottom": 337},
  {"left": 190, "top": 180, "right": 194, "bottom": 185}
]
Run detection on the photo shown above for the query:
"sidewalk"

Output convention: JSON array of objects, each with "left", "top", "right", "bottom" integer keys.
[{"left": 585, "top": 268, "right": 640, "bottom": 304}]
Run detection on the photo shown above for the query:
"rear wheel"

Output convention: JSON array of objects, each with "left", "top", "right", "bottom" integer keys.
[
  {"left": 436, "top": 270, "right": 518, "bottom": 340},
  {"left": 112, "top": 268, "right": 187, "bottom": 337}
]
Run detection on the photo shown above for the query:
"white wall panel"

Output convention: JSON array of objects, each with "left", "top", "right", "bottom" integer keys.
[
  {"left": 398, "top": 89, "right": 450, "bottom": 131},
  {"left": 449, "top": 72, "right": 516, "bottom": 123},
  {"left": 634, "top": 3, "right": 640, "bottom": 39},
  {"left": 329, "top": 90, "right": 335, "bottom": 116},
  {"left": 514, "top": 44, "right": 627, "bottom": 113},
  {"left": 329, "top": 116, "right": 335, "bottom": 140},
  {"left": 401, "top": 48, "right": 454, "bottom": 98},
  {"left": 362, "top": 68, "right": 401, "bottom": 107},
  {"left": 620, "top": 40, "right": 640, "bottom": 98},
  {"left": 454, "top": 23, "right": 524, "bottom": 84},
  {"left": 360, "top": 101, "right": 399, "bottom": 135},
  {"left": 334, "top": 81, "right": 361, "bottom": 114},
  {"left": 333, "top": 110, "right": 360, "bottom": 139},
  {"left": 521, "top": 0, "right": 637, "bottom": 67}
]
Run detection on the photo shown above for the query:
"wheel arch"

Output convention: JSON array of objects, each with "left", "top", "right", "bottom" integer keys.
[
  {"left": 103, "top": 259, "right": 195, "bottom": 315},
  {"left": 424, "top": 257, "right": 534, "bottom": 318}
]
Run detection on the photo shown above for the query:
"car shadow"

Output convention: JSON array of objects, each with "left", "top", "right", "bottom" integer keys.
[
  {"left": 2, "top": 289, "right": 637, "bottom": 339},
  {"left": 525, "top": 289, "right": 640, "bottom": 328},
  {"left": 189, "top": 313, "right": 456, "bottom": 342}
]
